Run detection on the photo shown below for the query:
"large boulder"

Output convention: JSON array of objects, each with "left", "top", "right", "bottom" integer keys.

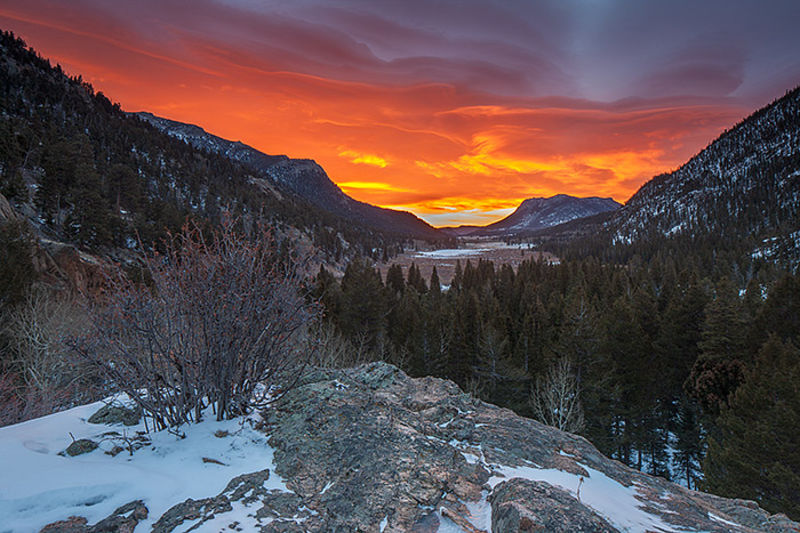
[
  {"left": 255, "top": 362, "right": 799, "bottom": 532},
  {"left": 64, "top": 438, "right": 98, "bottom": 457},
  {"left": 489, "top": 478, "right": 617, "bottom": 532}
]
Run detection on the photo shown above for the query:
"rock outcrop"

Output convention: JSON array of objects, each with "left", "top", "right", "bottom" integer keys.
[
  {"left": 40, "top": 500, "right": 147, "bottom": 533},
  {"left": 42, "top": 363, "right": 800, "bottom": 532}
]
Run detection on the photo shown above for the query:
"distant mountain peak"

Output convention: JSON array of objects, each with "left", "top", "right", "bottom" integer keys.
[{"left": 451, "top": 194, "right": 620, "bottom": 237}]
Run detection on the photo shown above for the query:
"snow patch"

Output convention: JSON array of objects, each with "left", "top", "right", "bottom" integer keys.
[
  {"left": 708, "top": 511, "right": 742, "bottom": 528},
  {"left": 0, "top": 396, "right": 291, "bottom": 532},
  {"left": 414, "top": 248, "right": 492, "bottom": 258}
]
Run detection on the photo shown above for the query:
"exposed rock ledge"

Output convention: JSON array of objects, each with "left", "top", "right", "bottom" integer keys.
[{"left": 44, "top": 363, "right": 799, "bottom": 532}]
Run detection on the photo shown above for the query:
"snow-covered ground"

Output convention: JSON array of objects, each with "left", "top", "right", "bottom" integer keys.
[{"left": 0, "top": 397, "right": 290, "bottom": 533}]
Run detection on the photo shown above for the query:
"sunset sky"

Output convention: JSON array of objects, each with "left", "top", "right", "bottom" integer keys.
[{"left": 1, "top": 0, "right": 799, "bottom": 226}]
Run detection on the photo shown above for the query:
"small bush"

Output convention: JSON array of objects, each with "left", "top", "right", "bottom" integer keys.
[{"left": 73, "top": 218, "right": 320, "bottom": 430}]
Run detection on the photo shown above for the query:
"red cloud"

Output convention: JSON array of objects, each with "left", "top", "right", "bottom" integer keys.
[{"left": 0, "top": 1, "right": 766, "bottom": 226}]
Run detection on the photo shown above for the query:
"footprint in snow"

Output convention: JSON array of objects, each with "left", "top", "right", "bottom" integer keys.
[{"left": 23, "top": 440, "right": 50, "bottom": 454}]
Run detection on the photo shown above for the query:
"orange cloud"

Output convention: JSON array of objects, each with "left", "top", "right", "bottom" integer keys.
[
  {"left": 0, "top": 3, "right": 754, "bottom": 226},
  {"left": 338, "top": 151, "right": 389, "bottom": 168},
  {"left": 338, "top": 181, "right": 408, "bottom": 191}
]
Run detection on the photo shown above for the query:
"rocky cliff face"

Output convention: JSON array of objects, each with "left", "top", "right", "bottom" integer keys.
[
  {"left": 42, "top": 363, "right": 799, "bottom": 532},
  {"left": 0, "top": 192, "right": 106, "bottom": 295}
]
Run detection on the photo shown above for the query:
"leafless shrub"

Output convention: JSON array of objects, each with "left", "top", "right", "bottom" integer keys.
[
  {"left": 307, "top": 323, "right": 368, "bottom": 368},
  {"left": 72, "top": 218, "right": 321, "bottom": 430},
  {"left": 306, "top": 323, "right": 408, "bottom": 370},
  {"left": 530, "top": 356, "right": 585, "bottom": 434},
  {"left": 465, "top": 375, "right": 486, "bottom": 399},
  {"left": 0, "top": 288, "right": 96, "bottom": 425},
  {"left": 0, "top": 368, "right": 78, "bottom": 426},
  {"left": 5, "top": 289, "right": 90, "bottom": 391},
  {"left": 0, "top": 371, "right": 23, "bottom": 426}
]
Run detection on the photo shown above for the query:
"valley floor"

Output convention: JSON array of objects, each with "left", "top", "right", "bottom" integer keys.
[{"left": 379, "top": 239, "right": 558, "bottom": 286}]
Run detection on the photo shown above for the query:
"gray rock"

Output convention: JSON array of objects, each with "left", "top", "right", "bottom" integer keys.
[
  {"left": 65, "top": 438, "right": 98, "bottom": 456},
  {"left": 89, "top": 500, "right": 148, "bottom": 533},
  {"left": 489, "top": 478, "right": 618, "bottom": 532},
  {"left": 152, "top": 496, "right": 232, "bottom": 533},
  {"left": 40, "top": 517, "right": 88, "bottom": 533},
  {"left": 153, "top": 469, "right": 311, "bottom": 533},
  {"left": 87, "top": 404, "right": 141, "bottom": 426},
  {"left": 39, "top": 501, "right": 147, "bottom": 533},
  {"left": 258, "top": 363, "right": 799, "bottom": 532}
]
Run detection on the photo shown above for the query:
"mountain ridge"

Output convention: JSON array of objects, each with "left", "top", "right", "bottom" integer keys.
[
  {"left": 137, "top": 112, "right": 444, "bottom": 241},
  {"left": 607, "top": 86, "right": 800, "bottom": 263}
]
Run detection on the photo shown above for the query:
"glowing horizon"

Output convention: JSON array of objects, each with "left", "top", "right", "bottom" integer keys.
[{"left": 1, "top": 1, "right": 798, "bottom": 226}]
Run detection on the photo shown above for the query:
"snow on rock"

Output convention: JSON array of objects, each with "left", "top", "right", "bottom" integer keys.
[
  {"left": 0, "top": 397, "right": 290, "bottom": 533},
  {"left": 490, "top": 463, "right": 680, "bottom": 532}
]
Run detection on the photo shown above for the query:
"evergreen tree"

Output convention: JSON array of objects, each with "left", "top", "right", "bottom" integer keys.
[
  {"left": 655, "top": 277, "right": 708, "bottom": 402},
  {"left": 314, "top": 266, "right": 342, "bottom": 321},
  {"left": 429, "top": 266, "right": 441, "bottom": 296},
  {"left": 703, "top": 337, "right": 800, "bottom": 519},
  {"left": 66, "top": 155, "right": 113, "bottom": 246},
  {"left": 385, "top": 264, "right": 405, "bottom": 296},
  {"left": 451, "top": 260, "right": 463, "bottom": 291},
  {"left": 419, "top": 290, "right": 451, "bottom": 375},
  {"left": 0, "top": 220, "right": 37, "bottom": 307},
  {"left": 406, "top": 262, "right": 427, "bottom": 293},
  {"left": 672, "top": 398, "right": 704, "bottom": 490},
  {"left": 687, "top": 278, "right": 748, "bottom": 414},
  {"left": 748, "top": 274, "right": 800, "bottom": 350},
  {"left": 0, "top": 120, "right": 26, "bottom": 201},
  {"left": 339, "top": 258, "right": 388, "bottom": 349},
  {"left": 448, "top": 290, "right": 481, "bottom": 385},
  {"left": 37, "top": 137, "right": 77, "bottom": 225}
]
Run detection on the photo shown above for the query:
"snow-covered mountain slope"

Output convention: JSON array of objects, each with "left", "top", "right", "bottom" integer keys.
[
  {"left": 3, "top": 363, "right": 797, "bottom": 532},
  {"left": 447, "top": 195, "right": 620, "bottom": 237},
  {"left": 137, "top": 113, "right": 444, "bottom": 241},
  {"left": 486, "top": 194, "right": 621, "bottom": 234},
  {"left": 610, "top": 87, "right": 800, "bottom": 261}
]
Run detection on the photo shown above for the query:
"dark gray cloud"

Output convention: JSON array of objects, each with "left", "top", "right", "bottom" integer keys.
[
  {"left": 216, "top": 0, "right": 800, "bottom": 105},
  {"left": 36, "top": 0, "right": 799, "bottom": 106}
]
